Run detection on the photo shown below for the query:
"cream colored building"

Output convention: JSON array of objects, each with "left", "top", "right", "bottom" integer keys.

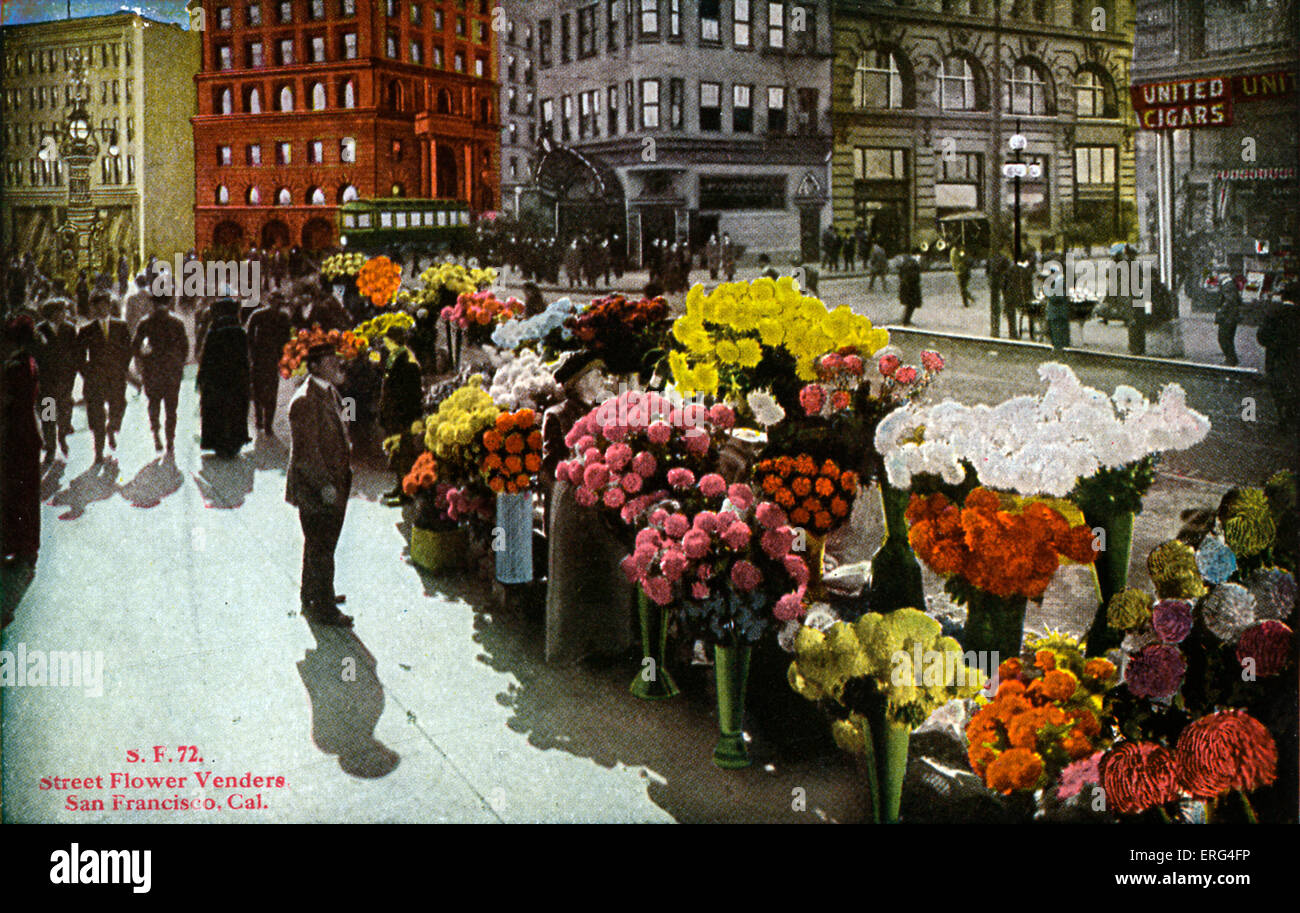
[{"left": 1, "top": 12, "right": 199, "bottom": 280}]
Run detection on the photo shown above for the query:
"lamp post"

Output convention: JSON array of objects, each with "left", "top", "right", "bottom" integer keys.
[{"left": 1001, "top": 126, "right": 1042, "bottom": 265}]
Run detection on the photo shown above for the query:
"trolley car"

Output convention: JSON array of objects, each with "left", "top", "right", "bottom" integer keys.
[{"left": 336, "top": 198, "right": 472, "bottom": 254}]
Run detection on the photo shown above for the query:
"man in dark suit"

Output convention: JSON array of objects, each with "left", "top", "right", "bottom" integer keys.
[
  {"left": 34, "top": 298, "right": 79, "bottom": 461},
  {"left": 378, "top": 326, "right": 423, "bottom": 505},
  {"left": 245, "top": 294, "right": 293, "bottom": 434},
  {"left": 898, "top": 253, "right": 923, "bottom": 326},
  {"left": 77, "top": 291, "right": 132, "bottom": 463},
  {"left": 132, "top": 292, "right": 190, "bottom": 455},
  {"left": 287, "top": 343, "right": 353, "bottom": 626}
]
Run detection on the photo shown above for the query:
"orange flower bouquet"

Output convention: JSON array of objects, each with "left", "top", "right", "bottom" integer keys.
[
  {"left": 279, "top": 326, "right": 369, "bottom": 378},
  {"left": 481, "top": 408, "right": 544, "bottom": 494},
  {"left": 356, "top": 255, "right": 403, "bottom": 307},
  {"left": 753, "top": 454, "right": 859, "bottom": 536},
  {"left": 906, "top": 487, "right": 1098, "bottom": 658}
]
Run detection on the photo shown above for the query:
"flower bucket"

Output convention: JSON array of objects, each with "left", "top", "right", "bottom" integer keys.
[
  {"left": 865, "top": 699, "right": 911, "bottom": 824},
  {"left": 494, "top": 490, "right": 534, "bottom": 585},
  {"left": 1083, "top": 508, "right": 1133, "bottom": 655},
  {"left": 630, "top": 590, "right": 680, "bottom": 700},
  {"left": 804, "top": 533, "right": 828, "bottom": 600},
  {"left": 961, "top": 590, "right": 1029, "bottom": 662},
  {"left": 410, "top": 525, "right": 467, "bottom": 575},
  {"left": 712, "top": 643, "right": 753, "bottom": 769},
  {"left": 868, "top": 480, "right": 926, "bottom": 614}
]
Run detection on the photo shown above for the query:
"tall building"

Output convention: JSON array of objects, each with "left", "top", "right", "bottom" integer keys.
[
  {"left": 191, "top": 0, "right": 501, "bottom": 253},
  {"left": 830, "top": 0, "right": 1136, "bottom": 257},
  {"left": 520, "top": 0, "right": 834, "bottom": 266},
  {"left": 0, "top": 12, "right": 200, "bottom": 279},
  {"left": 1132, "top": 0, "right": 1298, "bottom": 301},
  {"left": 498, "top": 3, "right": 538, "bottom": 217}
]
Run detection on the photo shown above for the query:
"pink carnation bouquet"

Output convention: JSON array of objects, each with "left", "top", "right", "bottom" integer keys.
[
  {"left": 555, "top": 390, "right": 740, "bottom": 535},
  {"left": 620, "top": 489, "right": 808, "bottom": 647}
]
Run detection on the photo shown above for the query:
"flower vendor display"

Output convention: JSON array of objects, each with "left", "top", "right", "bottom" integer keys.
[
  {"left": 322, "top": 252, "right": 366, "bottom": 281},
  {"left": 965, "top": 636, "right": 1118, "bottom": 809},
  {"left": 490, "top": 296, "right": 579, "bottom": 353},
  {"left": 751, "top": 454, "right": 859, "bottom": 597},
  {"left": 557, "top": 391, "right": 744, "bottom": 702},
  {"left": 487, "top": 348, "right": 563, "bottom": 413},
  {"left": 278, "top": 326, "right": 368, "bottom": 379},
  {"left": 875, "top": 362, "right": 1210, "bottom": 654},
  {"left": 423, "top": 375, "right": 501, "bottom": 551},
  {"left": 482, "top": 408, "right": 544, "bottom": 584},
  {"left": 906, "top": 487, "right": 1098, "bottom": 659},
  {"left": 790, "top": 608, "right": 986, "bottom": 821},
  {"left": 621, "top": 488, "right": 808, "bottom": 762},
  {"left": 356, "top": 255, "right": 403, "bottom": 308},
  {"left": 667, "top": 277, "right": 890, "bottom": 412},
  {"left": 395, "top": 261, "right": 498, "bottom": 370},
  {"left": 354, "top": 311, "right": 416, "bottom": 348},
  {"left": 441, "top": 290, "right": 525, "bottom": 345},
  {"left": 566, "top": 293, "right": 671, "bottom": 377},
  {"left": 402, "top": 454, "right": 466, "bottom": 574}
]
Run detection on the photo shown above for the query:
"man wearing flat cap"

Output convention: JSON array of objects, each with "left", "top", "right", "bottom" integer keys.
[{"left": 287, "top": 342, "right": 353, "bottom": 626}]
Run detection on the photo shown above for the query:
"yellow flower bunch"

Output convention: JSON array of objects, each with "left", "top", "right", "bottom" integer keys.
[
  {"left": 789, "top": 608, "right": 986, "bottom": 733},
  {"left": 322, "top": 252, "right": 366, "bottom": 280},
  {"left": 353, "top": 311, "right": 416, "bottom": 345},
  {"left": 669, "top": 277, "right": 890, "bottom": 398},
  {"left": 423, "top": 375, "right": 501, "bottom": 469},
  {"left": 395, "top": 262, "right": 499, "bottom": 308}
]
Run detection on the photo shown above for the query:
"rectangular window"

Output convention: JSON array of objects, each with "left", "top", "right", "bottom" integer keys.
[
  {"left": 311, "top": 36, "right": 326, "bottom": 62},
  {"left": 278, "top": 38, "right": 294, "bottom": 65},
  {"left": 700, "top": 81, "right": 721, "bottom": 131},
  {"left": 640, "top": 0, "right": 658, "bottom": 38},
  {"left": 387, "top": 32, "right": 399, "bottom": 58},
  {"left": 853, "top": 147, "right": 906, "bottom": 180},
  {"left": 768, "top": 3, "right": 784, "bottom": 49},
  {"left": 411, "top": 40, "right": 423, "bottom": 63},
  {"left": 278, "top": 1, "right": 292, "bottom": 23},
  {"left": 579, "top": 91, "right": 592, "bottom": 137},
  {"left": 733, "top": 84, "right": 753, "bottom": 132},
  {"left": 248, "top": 2, "right": 263, "bottom": 23},
  {"left": 310, "top": 0, "right": 325, "bottom": 17},
  {"left": 308, "top": 140, "right": 324, "bottom": 163},
  {"left": 796, "top": 87, "right": 818, "bottom": 134},
  {"left": 248, "top": 41, "right": 265, "bottom": 67},
  {"left": 669, "top": 0, "right": 681, "bottom": 38},
  {"left": 578, "top": 5, "right": 597, "bottom": 57},
  {"left": 560, "top": 13, "right": 572, "bottom": 61},
  {"left": 538, "top": 19, "right": 553, "bottom": 66},
  {"left": 767, "top": 85, "right": 786, "bottom": 133},
  {"left": 247, "top": 144, "right": 262, "bottom": 165},
  {"left": 701, "top": 0, "right": 720, "bottom": 41},
  {"left": 541, "top": 98, "right": 555, "bottom": 137},
  {"left": 608, "top": 85, "right": 619, "bottom": 133},
  {"left": 669, "top": 77, "right": 683, "bottom": 129},
  {"left": 218, "top": 145, "right": 232, "bottom": 165},
  {"left": 433, "top": 46, "right": 444, "bottom": 67},
  {"left": 475, "top": 54, "right": 486, "bottom": 76},
  {"left": 276, "top": 141, "right": 291, "bottom": 165},
  {"left": 641, "top": 79, "right": 660, "bottom": 128},
  {"left": 1075, "top": 145, "right": 1116, "bottom": 185},
  {"left": 626, "top": 80, "right": 634, "bottom": 129},
  {"left": 608, "top": 0, "right": 620, "bottom": 51},
  {"left": 341, "top": 0, "right": 355, "bottom": 14},
  {"left": 342, "top": 32, "right": 357, "bottom": 58},
  {"left": 561, "top": 95, "right": 573, "bottom": 140},
  {"left": 734, "top": 0, "right": 751, "bottom": 47},
  {"left": 218, "top": 45, "right": 233, "bottom": 69},
  {"left": 454, "top": 51, "right": 465, "bottom": 71},
  {"left": 217, "top": 6, "right": 232, "bottom": 28},
  {"left": 410, "top": 2, "right": 421, "bottom": 25}
]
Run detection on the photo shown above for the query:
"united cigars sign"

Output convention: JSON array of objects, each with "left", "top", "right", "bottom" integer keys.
[{"left": 1131, "top": 70, "right": 1295, "bottom": 131}]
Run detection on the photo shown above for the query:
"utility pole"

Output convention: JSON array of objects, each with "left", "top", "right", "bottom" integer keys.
[{"left": 989, "top": 0, "right": 1005, "bottom": 259}]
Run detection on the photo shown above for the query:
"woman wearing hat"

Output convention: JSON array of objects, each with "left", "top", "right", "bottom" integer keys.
[
  {"left": 197, "top": 298, "right": 252, "bottom": 458},
  {"left": 541, "top": 352, "right": 634, "bottom": 664}
]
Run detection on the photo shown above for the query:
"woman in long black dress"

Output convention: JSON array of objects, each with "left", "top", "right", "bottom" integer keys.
[{"left": 197, "top": 297, "right": 252, "bottom": 458}]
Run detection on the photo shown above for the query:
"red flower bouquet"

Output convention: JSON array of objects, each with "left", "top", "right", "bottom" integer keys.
[{"left": 565, "top": 293, "right": 671, "bottom": 376}]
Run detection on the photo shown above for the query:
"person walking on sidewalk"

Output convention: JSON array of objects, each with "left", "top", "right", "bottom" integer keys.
[
  {"left": 821, "top": 227, "right": 839, "bottom": 273},
  {"left": 378, "top": 326, "right": 423, "bottom": 506},
  {"left": 950, "top": 243, "right": 972, "bottom": 308},
  {"left": 1257, "top": 282, "right": 1300, "bottom": 425},
  {"left": 246, "top": 294, "right": 293, "bottom": 434},
  {"left": 287, "top": 343, "right": 354, "bottom": 627},
  {"left": 1214, "top": 273, "right": 1242, "bottom": 367},
  {"left": 132, "top": 292, "right": 189, "bottom": 455},
  {"left": 77, "top": 291, "right": 133, "bottom": 464},
  {"left": 34, "top": 298, "right": 77, "bottom": 461},
  {"left": 898, "top": 253, "right": 922, "bottom": 326},
  {"left": 197, "top": 298, "right": 252, "bottom": 459},
  {"left": 722, "top": 233, "right": 737, "bottom": 281},
  {"left": 1002, "top": 260, "right": 1031, "bottom": 340},
  {"left": 867, "top": 242, "right": 888, "bottom": 291},
  {"left": 841, "top": 228, "right": 857, "bottom": 272},
  {"left": 987, "top": 248, "right": 1009, "bottom": 338}
]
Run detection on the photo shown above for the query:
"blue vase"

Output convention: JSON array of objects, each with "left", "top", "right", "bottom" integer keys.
[{"left": 495, "top": 490, "right": 534, "bottom": 584}]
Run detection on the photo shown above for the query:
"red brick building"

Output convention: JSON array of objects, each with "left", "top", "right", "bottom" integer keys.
[{"left": 192, "top": 0, "right": 500, "bottom": 253}]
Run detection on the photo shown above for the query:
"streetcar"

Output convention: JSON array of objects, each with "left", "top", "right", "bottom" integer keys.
[{"left": 336, "top": 198, "right": 472, "bottom": 254}]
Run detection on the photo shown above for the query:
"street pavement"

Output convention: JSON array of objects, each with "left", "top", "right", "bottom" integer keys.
[{"left": 2, "top": 277, "right": 1289, "bottom": 822}]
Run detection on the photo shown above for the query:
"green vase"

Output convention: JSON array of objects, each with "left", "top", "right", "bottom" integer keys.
[
  {"left": 961, "top": 590, "right": 1029, "bottom": 663},
  {"left": 712, "top": 643, "right": 752, "bottom": 769},
  {"left": 629, "top": 590, "right": 680, "bottom": 700},
  {"left": 869, "top": 481, "right": 926, "bottom": 614},
  {"left": 864, "top": 698, "right": 911, "bottom": 824},
  {"left": 1082, "top": 508, "right": 1134, "bottom": 655}
]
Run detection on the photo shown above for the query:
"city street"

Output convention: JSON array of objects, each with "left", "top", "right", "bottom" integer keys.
[{"left": 2, "top": 287, "right": 1286, "bottom": 823}]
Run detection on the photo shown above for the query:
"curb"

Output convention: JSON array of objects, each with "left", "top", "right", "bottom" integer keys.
[{"left": 884, "top": 326, "right": 1266, "bottom": 379}]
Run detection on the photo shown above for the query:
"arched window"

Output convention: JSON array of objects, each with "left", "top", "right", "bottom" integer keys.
[
  {"left": 244, "top": 86, "right": 261, "bottom": 113},
  {"left": 246, "top": 186, "right": 261, "bottom": 204},
  {"left": 276, "top": 187, "right": 291, "bottom": 205},
  {"left": 853, "top": 47, "right": 911, "bottom": 109},
  {"left": 311, "top": 81, "right": 326, "bottom": 110},
  {"left": 216, "top": 184, "right": 229, "bottom": 204},
  {"left": 479, "top": 97, "right": 492, "bottom": 122},
  {"left": 219, "top": 87, "right": 233, "bottom": 114},
  {"left": 339, "top": 184, "right": 358, "bottom": 203},
  {"left": 385, "top": 79, "right": 403, "bottom": 110},
  {"left": 937, "top": 54, "right": 985, "bottom": 111},
  {"left": 340, "top": 79, "right": 356, "bottom": 108},
  {"left": 309, "top": 186, "right": 326, "bottom": 205},
  {"left": 1008, "top": 58, "right": 1054, "bottom": 115},
  {"left": 339, "top": 136, "right": 356, "bottom": 163},
  {"left": 277, "top": 84, "right": 294, "bottom": 111},
  {"left": 1074, "top": 66, "right": 1115, "bottom": 118},
  {"left": 436, "top": 88, "right": 452, "bottom": 114}
]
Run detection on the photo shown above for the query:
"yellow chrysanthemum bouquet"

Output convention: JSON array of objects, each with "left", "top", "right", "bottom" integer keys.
[
  {"left": 394, "top": 262, "right": 499, "bottom": 311},
  {"left": 666, "top": 277, "right": 890, "bottom": 409},
  {"left": 423, "top": 375, "right": 501, "bottom": 485}
]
